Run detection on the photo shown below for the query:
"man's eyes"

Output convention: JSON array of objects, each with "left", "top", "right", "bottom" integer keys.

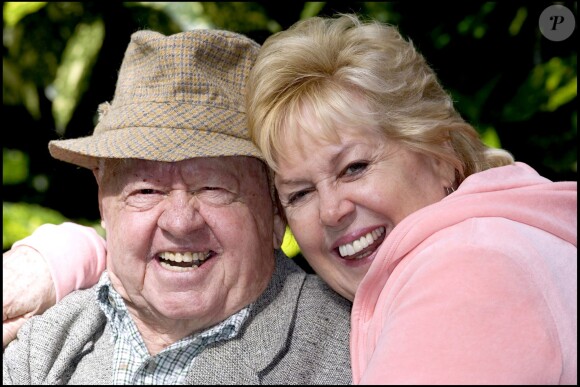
[
  {"left": 135, "top": 187, "right": 220, "bottom": 195},
  {"left": 138, "top": 188, "right": 158, "bottom": 195},
  {"left": 126, "top": 186, "right": 237, "bottom": 208}
]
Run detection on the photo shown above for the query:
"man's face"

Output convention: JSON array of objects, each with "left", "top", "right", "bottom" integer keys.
[{"left": 96, "top": 156, "right": 282, "bottom": 337}]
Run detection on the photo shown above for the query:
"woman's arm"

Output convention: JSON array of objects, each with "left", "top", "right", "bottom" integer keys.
[{"left": 3, "top": 222, "right": 106, "bottom": 348}]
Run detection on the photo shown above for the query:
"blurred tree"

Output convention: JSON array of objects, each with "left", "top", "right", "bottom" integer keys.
[{"left": 3, "top": 1, "right": 576, "bottom": 251}]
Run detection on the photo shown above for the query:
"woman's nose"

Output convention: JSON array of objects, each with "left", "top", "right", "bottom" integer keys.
[{"left": 318, "top": 187, "right": 355, "bottom": 228}]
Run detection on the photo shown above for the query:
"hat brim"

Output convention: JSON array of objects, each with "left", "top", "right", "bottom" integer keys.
[{"left": 49, "top": 127, "right": 264, "bottom": 170}]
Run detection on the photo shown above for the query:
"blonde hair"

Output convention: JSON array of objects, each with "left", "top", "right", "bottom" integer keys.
[{"left": 246, "top": 14, "right": 513, "bottom": 183}]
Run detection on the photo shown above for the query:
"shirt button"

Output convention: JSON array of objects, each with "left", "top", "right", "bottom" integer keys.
[{"left": 147, "top": 361, "right": 156, "bottom": 372}]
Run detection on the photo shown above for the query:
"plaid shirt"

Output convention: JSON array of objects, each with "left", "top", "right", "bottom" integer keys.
[{"left": 96, "top": 272, "right": 250, "bottom": 385}]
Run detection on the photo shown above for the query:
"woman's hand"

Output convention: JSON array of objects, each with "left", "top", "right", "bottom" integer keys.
[{"left": 3, "top": 245, "right": 56, "bottom": 348}]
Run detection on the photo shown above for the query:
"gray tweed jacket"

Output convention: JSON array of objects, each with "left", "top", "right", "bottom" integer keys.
[{"left": 3, "top": 251, "right": 352, "bottom": 385}]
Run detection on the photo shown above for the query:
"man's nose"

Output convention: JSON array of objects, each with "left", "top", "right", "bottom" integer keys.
[{"left": 158, "top": 191, "right": 205, "bottom": 237}]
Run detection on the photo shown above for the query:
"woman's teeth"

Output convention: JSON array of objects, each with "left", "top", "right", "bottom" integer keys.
[
  {"left": 338, "top": 227, "right": 385, "bottom": 259},
  {"left": 159, "top": 251, "right": 210, "bottom": 272}
]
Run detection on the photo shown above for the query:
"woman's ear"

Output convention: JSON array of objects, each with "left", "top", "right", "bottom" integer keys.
[
  {"left": 438, "top": 159, "right": 457, "bottom": 188},
  {"left": 429, "top": 142, "right": 457, "bottom": 188}
]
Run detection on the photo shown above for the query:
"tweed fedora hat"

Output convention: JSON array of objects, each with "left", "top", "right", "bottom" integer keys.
[{"left": 48, "top": 29, "right": 263, "bottom": 169}]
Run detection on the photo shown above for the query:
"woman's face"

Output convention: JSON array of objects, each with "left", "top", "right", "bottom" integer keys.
[{"left": 275, "top": 118, "right": 453, "bottom": 301}]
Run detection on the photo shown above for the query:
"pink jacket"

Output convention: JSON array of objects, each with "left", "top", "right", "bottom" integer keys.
[{"left": 351, "top": 162, "right": 577, "bottom": 384}]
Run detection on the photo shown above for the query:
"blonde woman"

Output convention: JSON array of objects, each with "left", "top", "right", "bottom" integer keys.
[{"left": 246, "top": 14, "right": 576, "bottom": 384}]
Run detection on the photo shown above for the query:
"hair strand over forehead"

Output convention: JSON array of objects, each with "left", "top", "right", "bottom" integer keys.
[{"left": 246, "top": 13, "right": 514, "bottom": 180}]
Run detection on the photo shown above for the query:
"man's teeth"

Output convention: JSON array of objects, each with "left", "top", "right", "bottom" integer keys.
[
  {"left": 338, "top": 227, "right": 385, "bottom": 258},
  {"left": 159, "top": 252, "right": 210, "bottom": 272}
]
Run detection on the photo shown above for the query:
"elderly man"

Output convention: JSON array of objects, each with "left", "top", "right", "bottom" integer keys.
[{"left": 2, "top": 28, "right": 352, "bottom": 384}]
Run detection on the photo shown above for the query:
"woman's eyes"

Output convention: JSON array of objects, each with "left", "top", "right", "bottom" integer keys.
[
  {"left": 341, "top": 161, "right": 369, "bottom": 177},
  {"left": 285, "top": 161, "right": 370, "bottom": 206},
  {"left": 287, "top": 189, "right": 313, "bottom": 205}
]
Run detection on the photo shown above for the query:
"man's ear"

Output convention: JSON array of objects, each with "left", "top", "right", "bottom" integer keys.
[
  {"left": 272, "top": 195, "right": 287, "bottom": 249},
  {"left": 92, "top": 168, "right": 106, "bottom": 230}
]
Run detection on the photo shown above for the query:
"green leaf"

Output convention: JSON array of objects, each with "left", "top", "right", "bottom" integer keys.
[
  {"left": 52, "top": 20, "right": 105, "bottom": 135},
  {"left": 2, "top": 202, "right": 104, "bottom": 250},
  {"left": 3, "top": 202, "right": 68, "bottom": 249},
  {"left": 3, "top": 2, "right": 47, "bottom": 27},
  {"left": 3, "top": 148, "right": 29, "bottom": 185}
]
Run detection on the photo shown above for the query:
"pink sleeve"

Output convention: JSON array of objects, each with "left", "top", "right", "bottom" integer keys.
[{"left": 12, "top": 222, "right": 107, "bottom": 301}]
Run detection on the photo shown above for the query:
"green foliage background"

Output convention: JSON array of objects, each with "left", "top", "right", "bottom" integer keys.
[{"left": 3, "top": 2, "right": 577, "bottom": 251}]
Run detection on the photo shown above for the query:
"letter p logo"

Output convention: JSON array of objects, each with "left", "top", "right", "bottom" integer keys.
[
  {"left": 550, "top": 15, "right": 565, "bottom": 30},
  {"left": 540, "top": 5, "right": 575, "bottom": 41}
]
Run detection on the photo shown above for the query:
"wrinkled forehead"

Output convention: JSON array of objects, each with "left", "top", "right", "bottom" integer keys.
[
  {"left": 276, "top": 95, "right": 380, "bottom": 163},
  {"left": 102, "top": 156, "right": 269, "bottom": 186}
]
